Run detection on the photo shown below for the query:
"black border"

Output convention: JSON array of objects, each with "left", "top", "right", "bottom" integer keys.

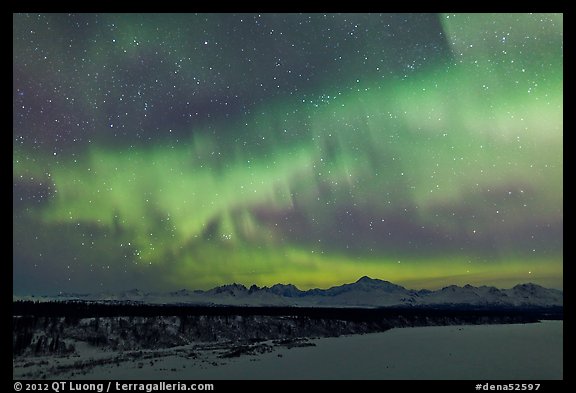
[{"left": 11, "top": 6, "right": 568, "bottom": 391}]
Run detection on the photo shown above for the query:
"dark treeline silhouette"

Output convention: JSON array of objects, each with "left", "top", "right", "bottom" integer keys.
[
  {"left": 13, "top": 301, "right": 562, "bottom": 356},
  {"left": 13, "top": 300, "right": 563, "bottom": 321}
]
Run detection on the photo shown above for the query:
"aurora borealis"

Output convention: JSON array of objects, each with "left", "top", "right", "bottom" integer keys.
[{"left": 13, "top": 13, "right": 563, "bottom": 294}]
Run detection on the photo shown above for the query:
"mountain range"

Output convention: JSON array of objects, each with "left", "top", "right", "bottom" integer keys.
[{"left": 14, "top": 276, "right": 563, "bottom": 308}]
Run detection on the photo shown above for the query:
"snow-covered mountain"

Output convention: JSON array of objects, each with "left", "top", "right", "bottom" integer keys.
[{"left": 14, "top": 276, "right": 563, "bottom": 308}]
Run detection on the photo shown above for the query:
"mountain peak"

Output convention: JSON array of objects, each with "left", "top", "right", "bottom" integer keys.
[
  {"left": 23, "top": 279, "right": 562, "bottom": 308},
  {"left": 269, "top": 283, "right": 303, "bottom": 297},
  {"left": 341, "top": 276, "right": 407, "bottom": 294},
  {"left": 356, "top": 276, "right": 377, "bottom": 283},
  {"left": 513, "top": 283, "right": 543, "bottom": 290},
  {"left": 208, "top": 283, "right": 248, "bottom": 296}
]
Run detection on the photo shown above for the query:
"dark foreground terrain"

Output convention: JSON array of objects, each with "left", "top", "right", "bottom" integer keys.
[
  {"left": 13, "top": 301, "right": 562, "bottom": 355},
  {"left": 13, "top": 301, "right": 562, "bottom": 379}
]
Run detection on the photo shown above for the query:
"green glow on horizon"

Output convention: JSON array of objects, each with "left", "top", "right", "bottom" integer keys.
[{"left": 162, "top": 242, "right": 562, "bottom": 291}]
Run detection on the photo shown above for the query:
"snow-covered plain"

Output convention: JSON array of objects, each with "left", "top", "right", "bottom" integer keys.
[{"left": 14, "top": 321, "right": 562, "bottom": 380}]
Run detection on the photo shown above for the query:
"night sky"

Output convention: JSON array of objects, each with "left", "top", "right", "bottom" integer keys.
[{"left": 13, "top": 13, "right": 563, "bottom": 294}]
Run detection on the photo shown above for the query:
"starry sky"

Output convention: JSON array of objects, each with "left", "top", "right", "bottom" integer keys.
[{"left": 13, "top": 13, "right": 563, "bottom": 295}]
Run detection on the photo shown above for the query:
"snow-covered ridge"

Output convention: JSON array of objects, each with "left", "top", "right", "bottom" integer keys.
[{"left": 14, "top": 276, "right": 563, "bottom": 308}]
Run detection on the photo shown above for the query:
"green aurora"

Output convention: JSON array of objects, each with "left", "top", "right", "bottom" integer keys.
[{"left": 13, "top": 13, "right": 562, "bottom": 293}]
